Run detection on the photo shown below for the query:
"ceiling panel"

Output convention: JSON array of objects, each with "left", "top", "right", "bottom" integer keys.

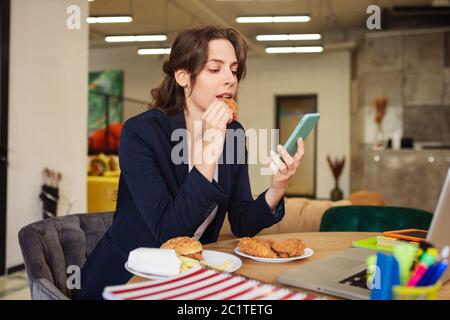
[{"left": 88, "top": 0, "right": 434, "bottom": 49}]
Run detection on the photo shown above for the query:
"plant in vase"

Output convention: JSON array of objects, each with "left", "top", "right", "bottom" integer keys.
[
  {"left": 373, "top": 97, "right": 387, "bottom": 150},
  {"left": 327, "top": 155, "right": 345, "bottom": 201}
]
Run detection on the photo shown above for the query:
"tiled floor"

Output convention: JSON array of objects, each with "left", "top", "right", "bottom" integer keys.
[{"left": 0, "top": 271, "right": 31, "bottom": 300}]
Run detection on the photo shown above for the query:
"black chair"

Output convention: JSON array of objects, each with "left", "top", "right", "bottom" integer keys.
[{"left": 18, "top": 212, "right": 114, "bottom": 300}]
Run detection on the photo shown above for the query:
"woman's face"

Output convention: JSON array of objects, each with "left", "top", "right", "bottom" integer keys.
[{"left": 186, "top": 39, "right": 239, "bottom": 111}]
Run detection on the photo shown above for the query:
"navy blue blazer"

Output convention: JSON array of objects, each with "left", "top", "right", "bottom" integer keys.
[{"left": 77, "top": 108, "right": 285, "bottom": 299}]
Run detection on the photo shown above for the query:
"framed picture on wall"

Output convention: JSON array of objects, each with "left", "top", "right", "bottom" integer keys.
[
  {"left": 88, "top": 70, "right": 124, "bottom": 154},
  {"left": 88, "top": 70, "right": 124, "bottom": 135},
  {"left": 276, "top": 95, "right": 318, "bottom": 198}
]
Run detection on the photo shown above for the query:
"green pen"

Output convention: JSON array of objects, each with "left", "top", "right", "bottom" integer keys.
[{"left": 393, "top": 243, "right": 417, "bottom": 285}]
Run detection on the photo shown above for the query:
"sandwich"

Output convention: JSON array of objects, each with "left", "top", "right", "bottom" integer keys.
[
  {"left": 160, "top": 236, "right": 233, "bottom": 273},
  {"left": 160, "top": 236, "right": 203, "bottom": 261}
]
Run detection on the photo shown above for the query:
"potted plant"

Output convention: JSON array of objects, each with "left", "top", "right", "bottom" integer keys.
[
  {"left": 373, "top": 97, "right": 387, "bottom": 150},
  {"left": 327, "top": 155, "right": 345, "bottom": 201}
]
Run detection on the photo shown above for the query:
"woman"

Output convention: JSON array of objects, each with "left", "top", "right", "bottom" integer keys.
[{"left": 78, "top": 26, "right": 305, "bottom": 299}]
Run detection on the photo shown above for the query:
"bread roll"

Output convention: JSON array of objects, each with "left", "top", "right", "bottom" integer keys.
[{"left": 161, "top": 236, "right": 203, "bottom": 261}]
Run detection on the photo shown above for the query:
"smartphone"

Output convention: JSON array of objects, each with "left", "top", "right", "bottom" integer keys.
[
  {"left": 383, "top": 229, "right": 428, "bottom": 243},
  {"left": 282, "top": 113, "right": 320, "bottom": 156}
]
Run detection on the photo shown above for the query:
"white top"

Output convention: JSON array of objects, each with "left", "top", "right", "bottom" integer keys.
[{"left": 190, "top": 162, "right": 219, "bottom": 240}]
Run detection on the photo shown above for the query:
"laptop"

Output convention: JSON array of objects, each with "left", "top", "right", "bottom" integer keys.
[{"left": 277, "top": 168, "right": 450, "bottom": 300}]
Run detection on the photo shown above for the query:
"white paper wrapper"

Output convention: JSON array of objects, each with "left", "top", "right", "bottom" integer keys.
[{"left": 127, "top": 248, "right": 181, "bottom": 276}]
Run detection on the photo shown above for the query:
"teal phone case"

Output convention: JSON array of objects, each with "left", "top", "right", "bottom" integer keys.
[{"left": 283, "top": 113, "right": 320, "bottom": 156}]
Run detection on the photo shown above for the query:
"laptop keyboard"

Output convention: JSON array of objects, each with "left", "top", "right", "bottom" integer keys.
[{"left": 339, "top": 269, "right": 370, "bottom": 290}]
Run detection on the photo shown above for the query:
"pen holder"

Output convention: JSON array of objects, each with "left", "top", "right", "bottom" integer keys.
[{"left": 392, "top": 282, "right": 442, "bottom": 300}]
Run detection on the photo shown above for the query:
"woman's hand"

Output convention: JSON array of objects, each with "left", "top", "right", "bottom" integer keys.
[
  {"left": 201, "top": 100, "right": 232, "bottom": 164},
  {"left": 265, "top": 138, "right": 305, "bottom": 210},
  {"left": 195, "top": 100, "right": 232, "bottom": 181},
  {"left": 270, "top": 138, "right": 305, "bottom": 191}
]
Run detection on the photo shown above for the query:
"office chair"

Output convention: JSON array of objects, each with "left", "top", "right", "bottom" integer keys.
[{"left": 18, "top": 212, "right": 114, "bottom": 300}]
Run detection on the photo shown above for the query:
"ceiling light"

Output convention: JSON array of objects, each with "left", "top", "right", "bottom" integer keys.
[
  {"left": 236, "top": 15, "right": 310, "bottom": 23},
  {"left": 87, "top": 16, "right": 133, "bottom": 24},
  {"left": 105, "top": 35, "right": 167, "bottom": 43},
  {"left": 256, "top": 34, "right": 321, "bottom": 41},
  {"left": 137, "top": 48, "right": 171, "bottom": 55},
  {"left": 265, "top": 46, "right": 323, "bottom": 53},
  {"left": 135, "top": 35, "right": 167, "bottom": 42}
]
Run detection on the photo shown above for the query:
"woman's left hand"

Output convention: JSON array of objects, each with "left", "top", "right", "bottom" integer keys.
[
  {"left": 264, "top": 137, "right": 305, "bottom": 211},
  {"left": 269, "top": 137, "right": 305, "bottom": 192}
]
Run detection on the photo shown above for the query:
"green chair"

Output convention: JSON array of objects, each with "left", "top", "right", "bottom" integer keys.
[{"left": 319, "top": 206, "right": 433, "bottom": 232}]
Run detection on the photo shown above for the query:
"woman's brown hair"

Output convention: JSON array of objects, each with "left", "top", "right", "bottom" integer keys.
[{"left": 150, "top": 26, "right": 248, "bottom": 115}]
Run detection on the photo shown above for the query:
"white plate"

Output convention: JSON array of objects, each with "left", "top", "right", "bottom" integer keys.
[
  {"left": 125, "top": 250, "right": 242, "bottom": 280},
  {"left": 233, "top": 247, "right": 314, "bottom": 263},
  {"left": 201, "top": 250, "right": 242, "bottom": 273},
  {"left": 124, "top": 263, "right": 168, "bottom": 280}
]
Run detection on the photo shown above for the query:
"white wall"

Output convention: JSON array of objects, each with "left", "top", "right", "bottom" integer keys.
[
  {"left": 90, "top": 47, "right": 351, "bottom": 199},
  {"left": 89, "top": 47, "right": 162, "bottom": 120},
  {"left": 7, "top": 0, "right": 89, "bottom": 269},
  {"left": 239, "top": 52, "right": 351, "bottom": 198}
]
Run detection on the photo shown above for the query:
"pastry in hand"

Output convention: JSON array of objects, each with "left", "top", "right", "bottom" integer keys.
[{"left": 223, "top": 98, "right": 238, "bottom": 121}]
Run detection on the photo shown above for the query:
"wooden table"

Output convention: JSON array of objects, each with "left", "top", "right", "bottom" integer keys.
[{"left": 129, "top": 232, "right": 450, "bottom": 300}]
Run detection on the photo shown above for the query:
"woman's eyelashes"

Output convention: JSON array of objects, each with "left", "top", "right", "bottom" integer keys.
[{"left": 208, "top": 68, "right": 238, "bottom": 75}]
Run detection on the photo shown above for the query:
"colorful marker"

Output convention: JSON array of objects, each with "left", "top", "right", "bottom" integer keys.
[
  {"left": 428, "top": 246, "right": 449, "bottom": 285},
  {"left": 407, "top": 248, "right": 437, "bottom": 287}
]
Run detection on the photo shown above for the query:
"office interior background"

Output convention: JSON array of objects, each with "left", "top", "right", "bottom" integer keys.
[{"left": 0, "top": 0, "right": 450, "bottom": 299}]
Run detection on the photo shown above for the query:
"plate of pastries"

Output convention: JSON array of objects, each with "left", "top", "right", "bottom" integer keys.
[{"left": 233, "top": 237, "right": 314, "bottom": 263}]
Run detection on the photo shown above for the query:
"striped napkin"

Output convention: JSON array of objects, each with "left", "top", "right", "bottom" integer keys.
[{"left": 103, "top": 266, "right": 321, "bottom": 300}]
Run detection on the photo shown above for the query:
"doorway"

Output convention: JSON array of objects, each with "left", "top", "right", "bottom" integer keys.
[{"left": 276, "top": 95, "right": 318, "bottom": 198}]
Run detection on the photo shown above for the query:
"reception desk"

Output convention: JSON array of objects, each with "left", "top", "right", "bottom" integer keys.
[{"left": 87, "top": 176, "right": 119, "bottom": 212}]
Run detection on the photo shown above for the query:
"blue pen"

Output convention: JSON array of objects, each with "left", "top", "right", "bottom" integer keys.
[
  {"left": 429, "top": 261, "right": 448, "bottom": 285},
  {"left": 428, "top": 246, "right": 449, "bottom": 285}
]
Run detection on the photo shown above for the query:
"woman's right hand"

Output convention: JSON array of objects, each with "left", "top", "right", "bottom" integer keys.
[
  {"left": 201, "top": 100, "right": 232, "bottom": 164},
  {"left": 195, "top": 100, "right": 232, "bottom": 181}
]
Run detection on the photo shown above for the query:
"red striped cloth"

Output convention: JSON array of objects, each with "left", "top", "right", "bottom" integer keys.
[{"left": 103, "top": 266, "right": 320, "bottom": 300}]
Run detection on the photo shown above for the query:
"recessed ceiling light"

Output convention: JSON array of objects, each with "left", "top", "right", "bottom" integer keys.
[
  {"left": 236, "top": 15, "right": 310, "bottom": 23},
  {"left": 105, "top": 35, "right": 167, "bottom": 43},
  {"left": 265, "top": 46, "right": 323, "bottom": 53},
  {"left": 137, "top": 48, "right": 171, "bottom": 55},
  {"left": 87, "top": 16, "right": 133, "bottom": 24},
  {"left": 256, "top": 34, "right": 321, "bottom": 41}
]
